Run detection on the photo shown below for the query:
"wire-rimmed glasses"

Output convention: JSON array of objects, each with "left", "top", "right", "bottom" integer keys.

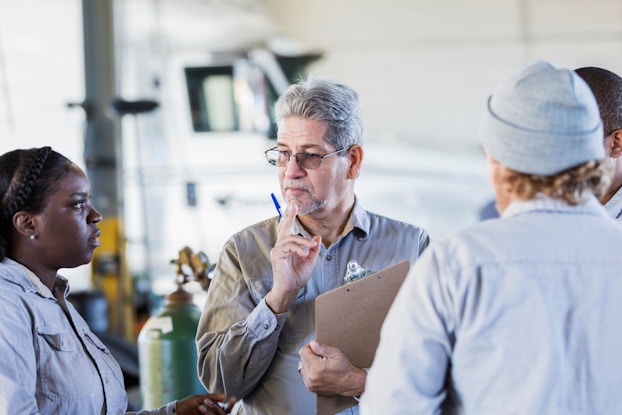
[{"left": 264, "top": 146, "right": 349, "bottom": 169}]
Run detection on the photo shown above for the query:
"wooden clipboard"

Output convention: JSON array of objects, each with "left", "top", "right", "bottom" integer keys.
[{"left": 314, "top": 260, "right": 410, "bottom": 415}]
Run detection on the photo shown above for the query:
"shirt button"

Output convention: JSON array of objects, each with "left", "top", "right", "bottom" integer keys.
[
  {"left": 326, "top": 255, "right": 332, "bottom": 260},
  {"left": 263, "top": 323, "right": 269, "bottom": 330}
]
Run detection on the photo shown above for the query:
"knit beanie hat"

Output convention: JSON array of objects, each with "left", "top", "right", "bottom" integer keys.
[
  {"left": 575, "top": 66, "right": 622, "bottom": 136},
  {"left": 480, "top": 60, "right": 604, "bottom": 175}
]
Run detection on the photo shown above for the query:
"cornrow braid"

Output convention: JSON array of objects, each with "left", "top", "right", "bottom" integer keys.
[
  {"left": 5, "top": 146, "right": 53, "bottom": 219},
  {"left": 0, "top": 147, "right": 73, "bottom": 261}
]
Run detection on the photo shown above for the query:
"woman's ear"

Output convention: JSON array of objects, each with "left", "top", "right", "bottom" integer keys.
[
  {"left": 347, "top": 145, "right": 364, "bottom": 180},
  {"left": 12, "top": 211, "right": 36, "bottom": 238}
]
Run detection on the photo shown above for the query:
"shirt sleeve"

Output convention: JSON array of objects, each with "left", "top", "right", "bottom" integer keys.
[
  {"left": 196, "top": 238, "right": 287, "bottom": 400},
  {"left": 360, "top": 245, "right": 453, "bottom": 415}
]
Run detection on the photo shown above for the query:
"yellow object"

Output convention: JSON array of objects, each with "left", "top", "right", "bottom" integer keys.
[{"left": 92, "top": 217, "right": 134, "bottom": 341}]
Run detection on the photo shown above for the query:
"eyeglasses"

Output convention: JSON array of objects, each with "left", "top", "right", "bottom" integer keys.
[{"left": 264, "top": 146, "right": 349, "bottom": 169}]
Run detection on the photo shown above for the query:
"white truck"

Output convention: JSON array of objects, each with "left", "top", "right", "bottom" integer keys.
[{"left": 116, "top": 0, "right": 492, "bottom": 295}]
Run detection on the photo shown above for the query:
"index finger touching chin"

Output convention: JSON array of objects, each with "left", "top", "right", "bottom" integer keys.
[{"left": 278, "top": 203, "right": 298, "bottom": 235}]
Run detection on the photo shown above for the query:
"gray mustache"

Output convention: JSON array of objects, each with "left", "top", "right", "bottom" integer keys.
[{"left": 283, "top": 181, "right": 310, "bottom": 192}]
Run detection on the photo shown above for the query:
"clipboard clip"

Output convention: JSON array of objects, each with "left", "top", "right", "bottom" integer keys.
[{"left": 344, "top": 260, "right": 375, "bottom": 284}]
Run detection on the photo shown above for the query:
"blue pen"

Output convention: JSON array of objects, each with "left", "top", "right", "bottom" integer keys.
[{"left": 271, "top": 193, "right": 283, "bottom": 217}]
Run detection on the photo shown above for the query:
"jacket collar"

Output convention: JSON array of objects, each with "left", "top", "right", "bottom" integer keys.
[{"left": 502, "top": 193, "right": 609, "bottom": 219}]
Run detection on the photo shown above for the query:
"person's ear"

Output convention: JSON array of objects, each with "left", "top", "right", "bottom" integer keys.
[
  {"left": 608, "top": 129, "right": 622, "bottom": 159},
  {"left": 12, "top": 211, "right": 37, "bottom": 239},
  {"left": 346, "top": 145, "right": 364, "bottom": 180}
]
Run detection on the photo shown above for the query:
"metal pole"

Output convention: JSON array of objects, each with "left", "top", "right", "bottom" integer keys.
[{"left": 81, "top": 0, "right": 133, "bottom": 340}]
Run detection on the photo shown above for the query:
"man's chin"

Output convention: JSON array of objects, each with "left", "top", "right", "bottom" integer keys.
[
  {"left": 286, "top": 201, "right": 307, "bottom": 215},
  {"left": 295, "top": 202, "right": 327, "bottom": 216}
]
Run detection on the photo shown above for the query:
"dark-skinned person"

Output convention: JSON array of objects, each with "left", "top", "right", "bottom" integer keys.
[
  {"left": 361, "top": 61, "right": 622, "bottom": 414},
  {"left": 575, "top": 66, "right": 622, "bottom": 221},
  {"left": 195, "top": 77, "right": 430, "bottom": 414},
  {"left": 0, "top": 147, "right": 235, "bottom": 414}
]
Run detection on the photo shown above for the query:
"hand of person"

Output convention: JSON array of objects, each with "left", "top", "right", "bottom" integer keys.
[
  {"left": 176, "top": 393, "right": 236, "bottom": 415},
  {"left": 268, "top": 204, "right": 321, "bottom": 313},
  {"left": 298, "top": 340, "right": 367, "bottom": 396}
]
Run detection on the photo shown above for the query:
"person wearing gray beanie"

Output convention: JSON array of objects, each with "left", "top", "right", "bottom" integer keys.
[
  {"left": 361, "top": 61, "right": 622, "bottom": 415},
  {"left": 478, "top": 60, "right": 610, "bottom": 214},
  {"left": 575, "top": 66, "right": 622, "bottom": 220},
  {"left": 480, "top": 60, "right": 604, "bottom": 176}
]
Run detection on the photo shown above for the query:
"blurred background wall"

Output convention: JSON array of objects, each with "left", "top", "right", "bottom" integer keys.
[
  {"left": 0, "top": 0, "right": 84, "bottom": 163},
  {"left": 264, "top": 0, "right": 622, "bottom": 151}
]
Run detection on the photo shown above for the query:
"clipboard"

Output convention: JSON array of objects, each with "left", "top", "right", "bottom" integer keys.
[{"left": 314, "top": 260, "right": 410, "bottom": 415}]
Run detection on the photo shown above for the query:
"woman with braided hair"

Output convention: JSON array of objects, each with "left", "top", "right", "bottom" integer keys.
[{"left": 0, "top": 147, "right": 234, "bottom": 414}]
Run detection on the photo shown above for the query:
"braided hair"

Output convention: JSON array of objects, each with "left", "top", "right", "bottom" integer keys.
[{"left": 0, "top": 147, "right": 72, "bottom": 260}]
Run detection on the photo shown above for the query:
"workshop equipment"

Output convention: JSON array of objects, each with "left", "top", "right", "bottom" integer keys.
[{"left": 137, "top": 247, "right": 210, "bottom": 409}]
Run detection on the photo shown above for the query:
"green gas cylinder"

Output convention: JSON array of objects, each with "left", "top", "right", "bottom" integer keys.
[
  {"left": 138, "top": 287, "right": 204, "bottom": 408},
  {"left": 138, "top": 247, "right": 211, "bottom": 409}
]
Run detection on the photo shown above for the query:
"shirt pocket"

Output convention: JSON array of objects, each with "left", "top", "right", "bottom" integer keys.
[
  {"left": 37, "top": 326, "right": 99, "bottom": 401},
  {"left": 81, "top": 330, "right": 128, "bottom": 413},
  {"left": 83, "top": 331, "right": 125, "bottom": 388}
]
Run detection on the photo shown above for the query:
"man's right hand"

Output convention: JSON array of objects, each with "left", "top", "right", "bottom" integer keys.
[{"left": 268, "top": 204, "right": 321, "bottom": 314}]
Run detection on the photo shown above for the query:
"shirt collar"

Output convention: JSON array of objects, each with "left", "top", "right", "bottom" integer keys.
[
  {"left": 501, "top": 193, "right": 609, "bottom": 219},
  {"left": 0, "top": 257, "right": 69, "bottom": 299}
]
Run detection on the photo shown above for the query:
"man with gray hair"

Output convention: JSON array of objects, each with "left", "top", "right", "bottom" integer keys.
[
  {"left": 361, "top": 61, "right": 622, "bottom": 414},
  {"left": 196, "top": 77, "right": 429, "bottom": 414},
  {"left": 575, "top": 66, "right": 622, "bottom": 220}
]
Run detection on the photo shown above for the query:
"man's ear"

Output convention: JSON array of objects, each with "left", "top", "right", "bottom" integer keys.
[
  {"left": 347, "top": 145, "right": 364, "bottom": 180},
  {"left": 12, "top": 211, "right": 36, "bottom": 238},
  {"left": 609, "top": 129, "right": 622, "bottom": 159}
]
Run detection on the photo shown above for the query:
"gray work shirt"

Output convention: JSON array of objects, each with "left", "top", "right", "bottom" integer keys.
[
  {"left": 0, "top": 258, "right": 178, "bottom": 415},
  {"left": 362, "top": 194, "right": 622, "bottom": 414},
  {"left": 196, "top": 200, "right": 429, "bottom": 415}
]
